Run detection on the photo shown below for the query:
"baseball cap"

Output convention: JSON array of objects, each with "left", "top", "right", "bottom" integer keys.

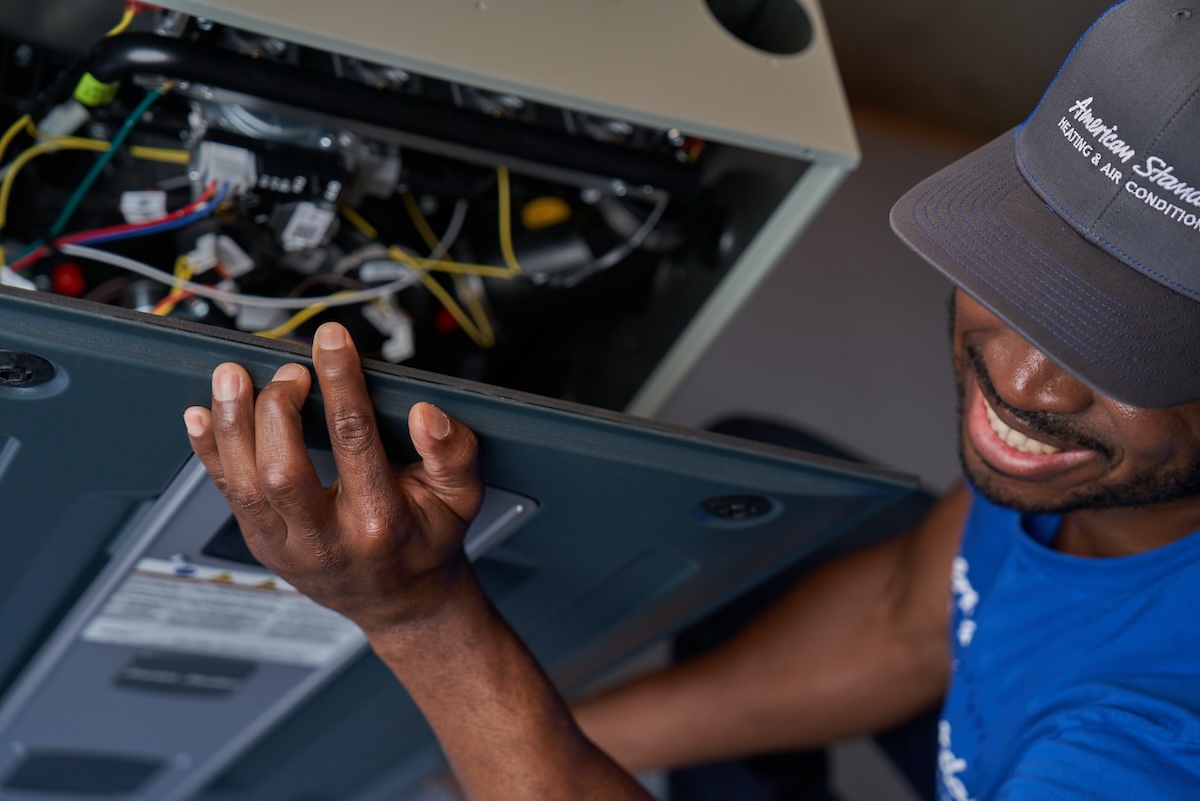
[{"left": 890, "top": 0, "right": 1200, "bottom": 409}]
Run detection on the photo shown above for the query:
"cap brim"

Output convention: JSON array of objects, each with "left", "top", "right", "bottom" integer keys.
[{"left": 890, "top": 129, "right": 1200, "bottom": 409}]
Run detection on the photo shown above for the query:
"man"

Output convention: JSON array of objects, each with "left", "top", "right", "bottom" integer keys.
[{"left": 181, "top": 0, "right": 1200, "bottom": 797}]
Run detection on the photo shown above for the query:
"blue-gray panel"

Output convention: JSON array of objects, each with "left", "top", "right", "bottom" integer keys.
[{"left": 0, "top": 286, "right": 916, "bottom": 800}]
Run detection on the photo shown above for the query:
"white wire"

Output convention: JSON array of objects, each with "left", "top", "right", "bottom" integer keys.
[
  {"left": 429, "top": 198, "right": 469, "bottom": 261},
  {"left": 553, "top": 193, "right": 670, "bottom": 288},
  {"left": 59, "top": 243, "right": 418, "bottom": 310}
]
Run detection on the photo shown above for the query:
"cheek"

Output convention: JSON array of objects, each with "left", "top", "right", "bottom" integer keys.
[{"left": 1112, "top": 408, "right": 1200, "bottom": 465}]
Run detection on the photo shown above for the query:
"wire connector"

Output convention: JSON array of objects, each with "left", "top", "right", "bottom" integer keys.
[
  {"left": 195, "top": 141, "right": 257, "bottom": 195},
  {"left": 0, "top": 265, "right": 37, "bottom": 291},
  {"left": 362, "top": 301, "right": 415, "bottom": 363}
]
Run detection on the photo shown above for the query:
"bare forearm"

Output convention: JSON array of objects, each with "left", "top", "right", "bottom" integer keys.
[
  {"left": 575, "top": 485, "right": 967, "bottom": 772},
  {"left": 369, "top": 567, "right": 653, "bottom": 800}
]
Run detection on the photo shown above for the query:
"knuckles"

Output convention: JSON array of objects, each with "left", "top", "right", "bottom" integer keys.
[{"left": 327, "top": 405, "right": 379, "bottom": 453}]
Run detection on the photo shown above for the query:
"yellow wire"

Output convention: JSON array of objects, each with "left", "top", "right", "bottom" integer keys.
[
  {"left": 339, "top": 204, "right": 378, "bottom": 240},
  {"left": 128, "top": 145, "right": 191, "bottom": 165},
  {"left": 253, "top": 291, "right": 356, "bottom": 339},
  {"left": 454, "top": 274, "right": 495, "bottom": 347},
  {"left": 153, "top": 255, "right": 195, "bottom": 316},
  {"left": 0, "top": 138, "right": 110, "bottom": 234},
  {"left": 105, "top": 6, "right": 136, "bottom": 37},
  {"left": 401, "top": 192, "right": 443, "bottom": 252},
  {"left": 35, "top": 131, "right": 190, "bottom": 165},
  {"left": 399, "top": 193, "right": 496, "bottom": 345},
  {"left": 416, "top": 272, "right": 490, "bottom": 348},
  {"left": 0, "top": 114, "right": 33, "bottom": 170},
  {"left": 495, "top": 166, "right": 523, "bottom": 275}
]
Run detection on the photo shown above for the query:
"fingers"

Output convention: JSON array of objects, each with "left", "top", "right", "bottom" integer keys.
[
  {"left": 188, "top": 363, "right": 286, "bottom": 552},
  {"left": 408, "top": 401, "right": 483, "bottom": 523},
  {"left": 254, "top": 363, "right": 327, "bottom": 530},
  {"left": 312, "top": 323, "right": 400, "bottom": 535}
]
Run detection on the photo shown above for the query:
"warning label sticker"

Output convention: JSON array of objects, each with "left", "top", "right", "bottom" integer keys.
[{"left": 80, "top": 559, "right": 364, "bottom": 667}]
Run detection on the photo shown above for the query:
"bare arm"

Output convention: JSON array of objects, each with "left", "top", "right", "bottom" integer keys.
[
  {"left": 574, "top": 481, "right": 969, "bottom": 772},
  {"left": 184, "top": 322, "right": 651, "bottom": 801}
]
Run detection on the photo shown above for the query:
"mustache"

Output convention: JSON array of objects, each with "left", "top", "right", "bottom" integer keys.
[{"left": 965, "top": 344, "right": 1114, "bottom": 459}]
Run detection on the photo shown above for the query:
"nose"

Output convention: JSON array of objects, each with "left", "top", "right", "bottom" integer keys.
[{"left": 983, "top": 330, "right": 1094, "bottom": 415}]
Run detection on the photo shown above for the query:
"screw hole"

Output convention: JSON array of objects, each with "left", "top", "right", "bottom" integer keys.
[
  {"left": 1174, "top": 9, "right": 1192, "bottom": 19},
  {"left": 0, "top": 367, "right": 31, "bottom": 385}
]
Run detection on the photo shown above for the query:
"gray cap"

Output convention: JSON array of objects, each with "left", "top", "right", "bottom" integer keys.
[{"left": 890, "top": 0, "right": 1200, "bottom": 408}]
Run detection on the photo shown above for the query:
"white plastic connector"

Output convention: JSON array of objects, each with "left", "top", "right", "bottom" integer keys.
[
  {"left": 36, "top": 99, "right": 90, "bottom": 139},
  {"left": 196, "top": 141, "right": 258, "bottom": 194},
  {"left": 187, "top": 233, "right": 219, "bottom": 274},
  {"left": 212, "top": 279, "right": 240, "bottom": 317},
  {"left": 216, "top": 235, "right": 255, "bottom": 278},
  {"left": 362, "top": 302, "right": 415, "bottom": 363},
  {"left": 119, "top": 190, "right": 168, "bottom": 224},
  {"left": 0, "top": 266, "right": 37, "bottom": 291}
]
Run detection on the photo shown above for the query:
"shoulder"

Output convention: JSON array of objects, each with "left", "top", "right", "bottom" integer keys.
[{"left": 996, "top": 716, "right": 1200, "bottom": 801}]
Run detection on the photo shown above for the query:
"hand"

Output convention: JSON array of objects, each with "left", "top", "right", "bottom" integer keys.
[{"left": 182, "top": 322, "right": 484, "bottom": 636}]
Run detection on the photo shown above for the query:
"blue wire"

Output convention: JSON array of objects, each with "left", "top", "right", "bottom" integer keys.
[{"left": 75, "top": 183, "right": 229, "bottom": 245}]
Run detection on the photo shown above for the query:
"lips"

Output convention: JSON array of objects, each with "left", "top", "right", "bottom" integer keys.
[
  {"left": 965, "top": 385, "right": 1097, "bottom": 479},
  {"left": 983, "top": 398, "right": 1061, "bottom": 455}
]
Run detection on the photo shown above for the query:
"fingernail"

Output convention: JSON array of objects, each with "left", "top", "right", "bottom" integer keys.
[
  {"left": 212, "top": 365, "right": 240, "bottom": 402},
  {"left": 316, "top": 323, "right": 349, "bottom": 351},
  {"left": 183, "top": 409, "right": 205, "bottom": 438},
  {"left": 420, "top": 403, "right": 451, "bottom": 440},
  {"left": 273, "top": 363, "right": 307, "bottom": 382}
]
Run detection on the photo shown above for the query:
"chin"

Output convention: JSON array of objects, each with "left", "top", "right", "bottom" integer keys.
[{"left": 959, "top": 439, "right": 1200, "bottom": 515}]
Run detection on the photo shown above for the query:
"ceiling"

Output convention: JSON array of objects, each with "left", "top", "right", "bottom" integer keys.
[{"left": 822, "top": 0, "right": 1117, "bottom": 137}]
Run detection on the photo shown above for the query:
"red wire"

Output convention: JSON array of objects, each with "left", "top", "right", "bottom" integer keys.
[
  {"left": 9, "top": 182, "right": 218, "bottom": 273},
  {"left": 59, "top": 182, "right": 217, "bottom": 245}
]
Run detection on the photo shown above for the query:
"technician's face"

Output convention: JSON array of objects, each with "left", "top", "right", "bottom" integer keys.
[{"left": 951, "top": 290, "right": 1200, "bottom": 514}]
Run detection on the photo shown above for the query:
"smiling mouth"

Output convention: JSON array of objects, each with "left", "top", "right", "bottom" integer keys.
[{"left": 982, "top": 396, "right": 1061, "bottom": 455}]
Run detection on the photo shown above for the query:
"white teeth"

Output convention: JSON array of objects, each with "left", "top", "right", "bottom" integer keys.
[{"left": 984, "top": 399, "right": 1061, "bottom": 455}]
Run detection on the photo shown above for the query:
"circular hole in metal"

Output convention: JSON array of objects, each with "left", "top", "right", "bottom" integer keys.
[
  {"left": 696, "top": 493, "right": 779, "bottom": 527},
  {"left": 1174, "top": 8, "right": 1192, "bottom": 19},
  {"left": 0, "top": 351, "right": 55, "bottom": 388},
  {"left": 704, "top": 0, "right": 813, "bottom": 55}
]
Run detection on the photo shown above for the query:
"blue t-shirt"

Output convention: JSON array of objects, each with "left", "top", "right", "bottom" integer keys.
[{"left": 937, "top": 489, "right": 1200, "bottom": 801}]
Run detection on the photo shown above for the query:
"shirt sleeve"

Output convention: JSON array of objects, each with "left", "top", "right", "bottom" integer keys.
[{"left": 995, "top": 724, "right": 1200, "bottom": 801}]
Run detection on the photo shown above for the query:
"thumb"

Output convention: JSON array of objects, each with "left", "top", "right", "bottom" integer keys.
[{"left": 408, "top": 402, "right": 483, "bottom": 521}]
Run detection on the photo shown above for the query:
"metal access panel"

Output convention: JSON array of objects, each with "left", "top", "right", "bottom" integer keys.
[
  {"left": 149, "top": 0, "right": 861, "bottom": 416},
  {"left": 0, "top": 0, "right": 858, "bottom": 416},
  {"left": 0, "top": 286, "right": 913, "bottom": 801}
]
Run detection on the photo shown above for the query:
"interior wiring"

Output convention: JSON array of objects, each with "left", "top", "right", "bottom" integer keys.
[
  {"left": 342, "top": 197, "right": 516, "bottom": 280},
  {"left": 58, "top": 243, "right": 420, "bottom": 310},
  {"left": 401, "top": 193, "right": 468, "bottom": 260},
  {"left": 451, "top": 273, "right": 495, "bottom": 347},
  {"left": 384, "top": 246, "right": 522, "bottom": 279},
  {"left": 338, "top": 204, "right": 378, "bottom": 241},
  {"left": 0, "top": 114, "right": 34, "bottom": 170},
  {"left": 401, "top": 193, "right": 493, "bottom": 345},
  {"left": 0, "top": 137, "right": 111, "bottom": 264},
  {"left": 8, "top": 182, "right": 223, "bottom": 273},
  {"left": 66, "top": 182, "right": 226, "bottom": 246},
  {"left": 495, "top": 166, "right": 523, "bottom": 276},
  {"left": 46, "top": 81, "right": 175, "bottom": 241},
  {"left": 105, "top": 3, "right": 137, "bottom": 37},
  {"left": 431, "top": 199, "right": 468, "bottom": 260},
  {"left": 552, "top": 192, "right": 670, "bottom": 288},
  {"left": 252, "top": 290, "right": 356, "bottom": 339},
  {"left": 382, "top": 244, "right": 492, "bottom": 347},
  {"left": 151, "top": 255, "right": 195, "bottom": 316},
  {"left": 416, "top": 271, "right": 492, "bottom": 348}
]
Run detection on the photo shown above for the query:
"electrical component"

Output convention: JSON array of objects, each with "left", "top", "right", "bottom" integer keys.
[
  {"left": 195, "top": 140, "right": 257, "bottom": 193},
  {"left": 0, "top": 0, "right": 843, "bottom": 412}
]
